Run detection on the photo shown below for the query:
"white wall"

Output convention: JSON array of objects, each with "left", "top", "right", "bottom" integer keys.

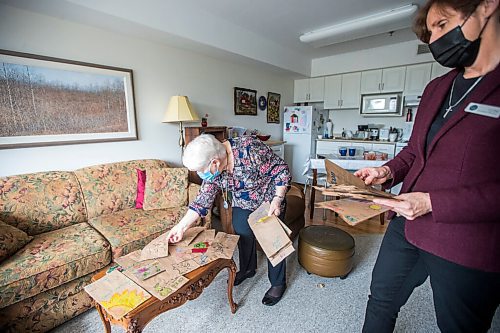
[
  {"left": 311, "top": 39, "right": 435, "bottom": 77},
  {"left": 0, "top": 4, "right": 293, "bottom": 177}
]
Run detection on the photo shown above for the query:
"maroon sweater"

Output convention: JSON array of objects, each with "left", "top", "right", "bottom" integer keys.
[{"left": 385, "top": 64, "right": 500, "bottom": 273}]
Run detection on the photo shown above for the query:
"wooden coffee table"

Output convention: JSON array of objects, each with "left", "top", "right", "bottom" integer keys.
[{"left": 91, "top": 258, "right": 237, "bottom": 333}]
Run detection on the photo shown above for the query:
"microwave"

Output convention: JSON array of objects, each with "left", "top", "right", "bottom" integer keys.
[{"left": 361, "top": 93, "right": 403, "bottom": 117}]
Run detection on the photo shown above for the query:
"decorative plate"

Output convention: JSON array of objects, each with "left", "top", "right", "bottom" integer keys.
[{"left": 258, "top": 96, "right": 267, "bottom": 110}]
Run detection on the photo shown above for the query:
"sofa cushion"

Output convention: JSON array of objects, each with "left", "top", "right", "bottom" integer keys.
[
  {"left": 143, "top": 168, "right": 188, "bottom": 210},
  {"left": 87, "top": 207, "right": 188, "bottom": 258},
  {"left": 0, "top": 223, "right": 111, "bottom": 309},
  {"left": 74, "top": 159, "right": 169, "bottom": 219},
  {"left": 0, "top": 172, "right": 87, "bottom": 235},
  {"left": 0, "top": 221, "right": 33, "bottom": 263}
]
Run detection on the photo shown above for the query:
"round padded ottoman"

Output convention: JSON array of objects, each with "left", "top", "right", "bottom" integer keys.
[{"left": 298, "top": 225, "right": 355, "bottom": 279}]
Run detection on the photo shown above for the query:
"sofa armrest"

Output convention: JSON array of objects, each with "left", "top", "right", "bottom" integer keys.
[{"left": 188, "top": 183, "right": 211, "bottom": 229}]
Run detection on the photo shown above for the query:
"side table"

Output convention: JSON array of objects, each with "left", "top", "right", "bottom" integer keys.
[{"left": 91, "top": 258, "right": 237, "bottom": 333}]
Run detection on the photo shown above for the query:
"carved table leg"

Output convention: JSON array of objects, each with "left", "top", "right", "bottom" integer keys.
[
  {"left": 95, "top": 303, "right": 111, "bottom": 333},
  {"left": 227, "top": 259, "right": 238, "bottom": 313},
  {"left": 126, "top": 318, "right": 143, "bottom": 333}
]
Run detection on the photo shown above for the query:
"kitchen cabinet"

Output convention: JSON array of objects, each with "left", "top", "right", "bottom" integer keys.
[
  {"left": 361, "top": 67, "right": 406, "bottom": 94},
  {"left": 294, "top": 77, "right": 324, "bottom": 103},
  {"left": 404, "top": 63, "right": 432, "bottom": 96},
  {"left": 324, "top": 72, "right": 361, "bottom": 110},
  {"left": 430, "top": 62, "right": 450, "bottom": 80}
]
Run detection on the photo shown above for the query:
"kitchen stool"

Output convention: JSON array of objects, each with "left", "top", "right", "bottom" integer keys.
[{"left": 298, "top": 225, "right": 355, "bottom": 278}]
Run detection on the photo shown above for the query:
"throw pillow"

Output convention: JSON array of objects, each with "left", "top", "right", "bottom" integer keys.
[
  {"left": 135, "top": 169, "right": 147, "bottom": 209},
  {"left": 0, "top": 220, "right": 33, "bottom": 263},
  {"left": 143, "top": 168, "right": 188, "bottom": 210}
]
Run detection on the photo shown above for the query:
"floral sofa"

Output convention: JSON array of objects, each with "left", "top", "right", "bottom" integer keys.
[{"left": 0, "top": 159, "right": 208, "bottom": 333}]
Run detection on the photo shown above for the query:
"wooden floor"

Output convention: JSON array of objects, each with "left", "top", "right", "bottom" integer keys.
[{"left": 301, "top": 183, "right": 389, "bottom": 235}]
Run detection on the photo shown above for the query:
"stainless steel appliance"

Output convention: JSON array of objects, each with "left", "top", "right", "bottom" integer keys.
[{"left": 361, "top": 93, "right": 403, "bottom": 116}]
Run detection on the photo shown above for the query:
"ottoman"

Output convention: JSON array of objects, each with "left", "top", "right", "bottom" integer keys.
[{"left": 298, "top": 226, "right": 355, "bottom": 279}]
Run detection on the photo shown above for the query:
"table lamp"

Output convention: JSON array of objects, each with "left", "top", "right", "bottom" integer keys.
[{"left": 162, "top": 96, "right": 200, "bottom": 150}]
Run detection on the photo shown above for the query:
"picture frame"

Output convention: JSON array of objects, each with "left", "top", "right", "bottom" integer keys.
[
  {"left": 234, "top": 87, "right": 257, "bottom": 116},
  {"left": 0, "top": 49, "right": 138, "bottom": 149},
  {"left": 267, "top": 92, "right": 281, "bottom": 124}
]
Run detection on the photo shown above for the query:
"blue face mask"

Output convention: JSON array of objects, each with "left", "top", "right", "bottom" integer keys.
[
  {"left": 197, "top": 169, "right": 220, "bottom": 182},
  {"left": 197, "top": 160, "right": 220, "bottom": 182}
]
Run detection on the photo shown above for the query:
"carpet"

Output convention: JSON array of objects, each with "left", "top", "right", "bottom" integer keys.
[{"left": 52, "top": 234, "right": 499, "bottom": 333}]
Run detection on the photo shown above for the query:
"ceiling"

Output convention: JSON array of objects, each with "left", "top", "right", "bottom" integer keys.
[{"left": 1, "top": 0, "right": 427, "bottom": 76}]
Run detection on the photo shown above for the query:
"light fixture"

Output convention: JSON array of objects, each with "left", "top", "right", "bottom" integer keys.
[
  {"left": 299, "top": 4, "right": 418, "bottom": 47},
  {"left": 162, "top": 95, "right": 200, "bottom": 150}
]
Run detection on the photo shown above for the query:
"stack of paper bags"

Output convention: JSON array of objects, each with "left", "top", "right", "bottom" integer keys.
[
  {"left": 248, "top": 202, "right": 294, "bottom": 266},
  {"left": 315, "top": 160, "right": 392, "bottom": 225}
]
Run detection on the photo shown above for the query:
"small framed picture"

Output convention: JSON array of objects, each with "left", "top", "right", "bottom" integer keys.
[
  {"left": 234, "top": 87, "right": 257, "bottom": 116},
  {"left": 267, "top": 92, "right": 281, "bottom": 123}
]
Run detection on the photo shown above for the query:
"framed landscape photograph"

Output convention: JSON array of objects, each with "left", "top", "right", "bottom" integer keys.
[
  {"left": 267, "top": 92, "right": 281, "bottom": 123},
  {"left": 234, "top": 87, "right": 257, "bottom": 116},
  {"left": 0, "top": 49, "right": 137, "bottom": 149}
]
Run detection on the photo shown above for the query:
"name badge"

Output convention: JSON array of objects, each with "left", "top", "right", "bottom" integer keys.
[{"left": 465, "top": 103, "right": 500, "bottom": 119}]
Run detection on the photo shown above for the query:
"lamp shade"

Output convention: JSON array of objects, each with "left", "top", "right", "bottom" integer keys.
[
  {"left": 162, "top": 96, "right": 200, "bottom": 123},
  {"left": 300, "top": 4, "right": 418, "bottom": 47}
]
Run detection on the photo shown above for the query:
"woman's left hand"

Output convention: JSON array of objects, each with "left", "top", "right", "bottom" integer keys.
[
  {"left": 373, "top": 192, "right": 432, "bottom": 221},
  {"left": 268, "top": 197, "right": 282, "bottom": 216}
]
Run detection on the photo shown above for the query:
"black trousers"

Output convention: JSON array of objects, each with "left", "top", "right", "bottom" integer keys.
[
  {"left": 232, "top": 205, "right": 286, "bottom": 287},
  {"left": 363, "top": 216, "right": 500, "bottom": 333}
]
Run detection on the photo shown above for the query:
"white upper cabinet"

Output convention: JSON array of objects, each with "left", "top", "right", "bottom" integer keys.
[
  {"left": 360, "top": 69, "right": 383, "bottom": 94},
  {"left": 361, "top": 67, "right": 406, "bottom": 94},
  {"left": 293, "top": 77, "right": 325, "bottom": 103},
  {"left": 341, "top": 72, "right": 362, "bottom": 109},
  {"left": 324, "top": 72, "right": 361, "bottom": 110},
  {"left": 324, "top": 75, "right": 342, "bottom": 109},
  {"left": 430, "top": 62, "right": 450, "bottom": 80},
  {"left": 382, "top": 67, "right": 406, "bottom": 92},
  {"left": 404, "top": 63, "right": 432, "bottom": 96}
]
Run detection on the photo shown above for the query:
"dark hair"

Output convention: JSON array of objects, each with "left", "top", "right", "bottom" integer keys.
[{"left": 413, "top": 0, "right": 483, "bottom": 43}]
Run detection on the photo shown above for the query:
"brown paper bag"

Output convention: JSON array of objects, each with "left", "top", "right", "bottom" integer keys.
[
  {"left": 248, "top": 202, "right": 294, "bottom": 267},
  {"left": 84, "top": 270, "right": 151, "bottom": 319},
  {"left": 316, "top": 198, "right": 391, "bottom": 225},
  {"left": 140, "top": 232, "right": 169, "bottom": 261}
]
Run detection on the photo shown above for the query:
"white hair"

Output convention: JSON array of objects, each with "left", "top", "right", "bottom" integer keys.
[{"left": 182, "top": 134, "right": 226, "bottom": 171}]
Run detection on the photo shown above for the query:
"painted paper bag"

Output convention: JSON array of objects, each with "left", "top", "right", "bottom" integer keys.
[
  {"left": 316, "top": 198, "right": 391, "bottom": 225},
  {"left": 84, "top": 270, "right": 151, "bottom": 319},
  {"left": 140, "top": 232, "right": 169, "bottom": 261},
  {"left": 248, "top": 202, "right": 294, "bottom": 267}
]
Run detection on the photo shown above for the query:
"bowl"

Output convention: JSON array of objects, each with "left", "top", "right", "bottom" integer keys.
[{"left": 256, "top": 134, "right": 271, "bottom": 141}]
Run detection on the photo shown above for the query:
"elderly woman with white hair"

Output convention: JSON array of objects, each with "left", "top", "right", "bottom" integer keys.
[{"left": 167, "top": 134, "right": 291, "bottom": 306}]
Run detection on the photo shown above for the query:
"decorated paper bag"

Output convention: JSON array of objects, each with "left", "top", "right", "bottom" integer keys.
[
  {"left": 140, "top": 232, "right": 170, "bottom": 261},
  {"left": 316, "top": 198, "right": 391, "bottom": 225},
  {"left": 203, "top": 232, "right": 239, "bottom": 264},
  {"left": 179, "top": 226, "right": 206, "bottom": 246},
  {"left": 84, "top": 270, "right": 151, "bottom": 319},
  {"left": 248, "top": 202, "right": 294, "bottom": 267}
]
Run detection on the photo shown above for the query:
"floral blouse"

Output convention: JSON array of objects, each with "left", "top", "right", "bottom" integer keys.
[{"left": 189, "top": 136, "right": 291, "bottom": 216}]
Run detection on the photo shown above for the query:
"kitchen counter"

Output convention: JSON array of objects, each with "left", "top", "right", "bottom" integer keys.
[
  {"left": 317, "top": 138, "right": 399, "bottom": 145},
  {"left": 264, "top": 140, "right": 286, "bottom": 146}
]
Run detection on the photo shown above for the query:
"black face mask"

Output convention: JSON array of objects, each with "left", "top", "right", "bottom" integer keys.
[{"left": 429, "top": 15, "right": 487, "bottom": 68}]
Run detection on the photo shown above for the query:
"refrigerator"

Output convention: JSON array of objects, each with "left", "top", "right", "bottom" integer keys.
[{"left": 283, "top": 105, "right": 327, "bottom": 184}]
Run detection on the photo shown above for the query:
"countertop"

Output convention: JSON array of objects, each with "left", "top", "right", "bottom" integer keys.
[
  {"left": 264, "top": 140, "right": 286, "bottom": 146},
  {"left": 317, "top": 138, "right": 399, "bottom": 145}
]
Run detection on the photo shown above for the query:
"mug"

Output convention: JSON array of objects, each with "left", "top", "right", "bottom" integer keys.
[
  {"left": 348, "top": 147, "right": 356, "bottom": 156},
  {"left": 339, "top": 147, "right": 347, "bottom": 156}
]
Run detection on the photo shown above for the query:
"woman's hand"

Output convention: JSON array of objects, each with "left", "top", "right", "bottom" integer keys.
[
  {"left": 354, "top": 166, "right": 392, "bottom": 185},
  {"left": 166, "top": 209, "right": 200, "bottom": 243},
  {"left": 373, "top": 192, "right": 432, "bottom": 220},
  {"left": 268, "top": 196, "right": 283, "bottom": 216},
  {"left": 166, "top": 223, "right": 187, "bottom": 243}
]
